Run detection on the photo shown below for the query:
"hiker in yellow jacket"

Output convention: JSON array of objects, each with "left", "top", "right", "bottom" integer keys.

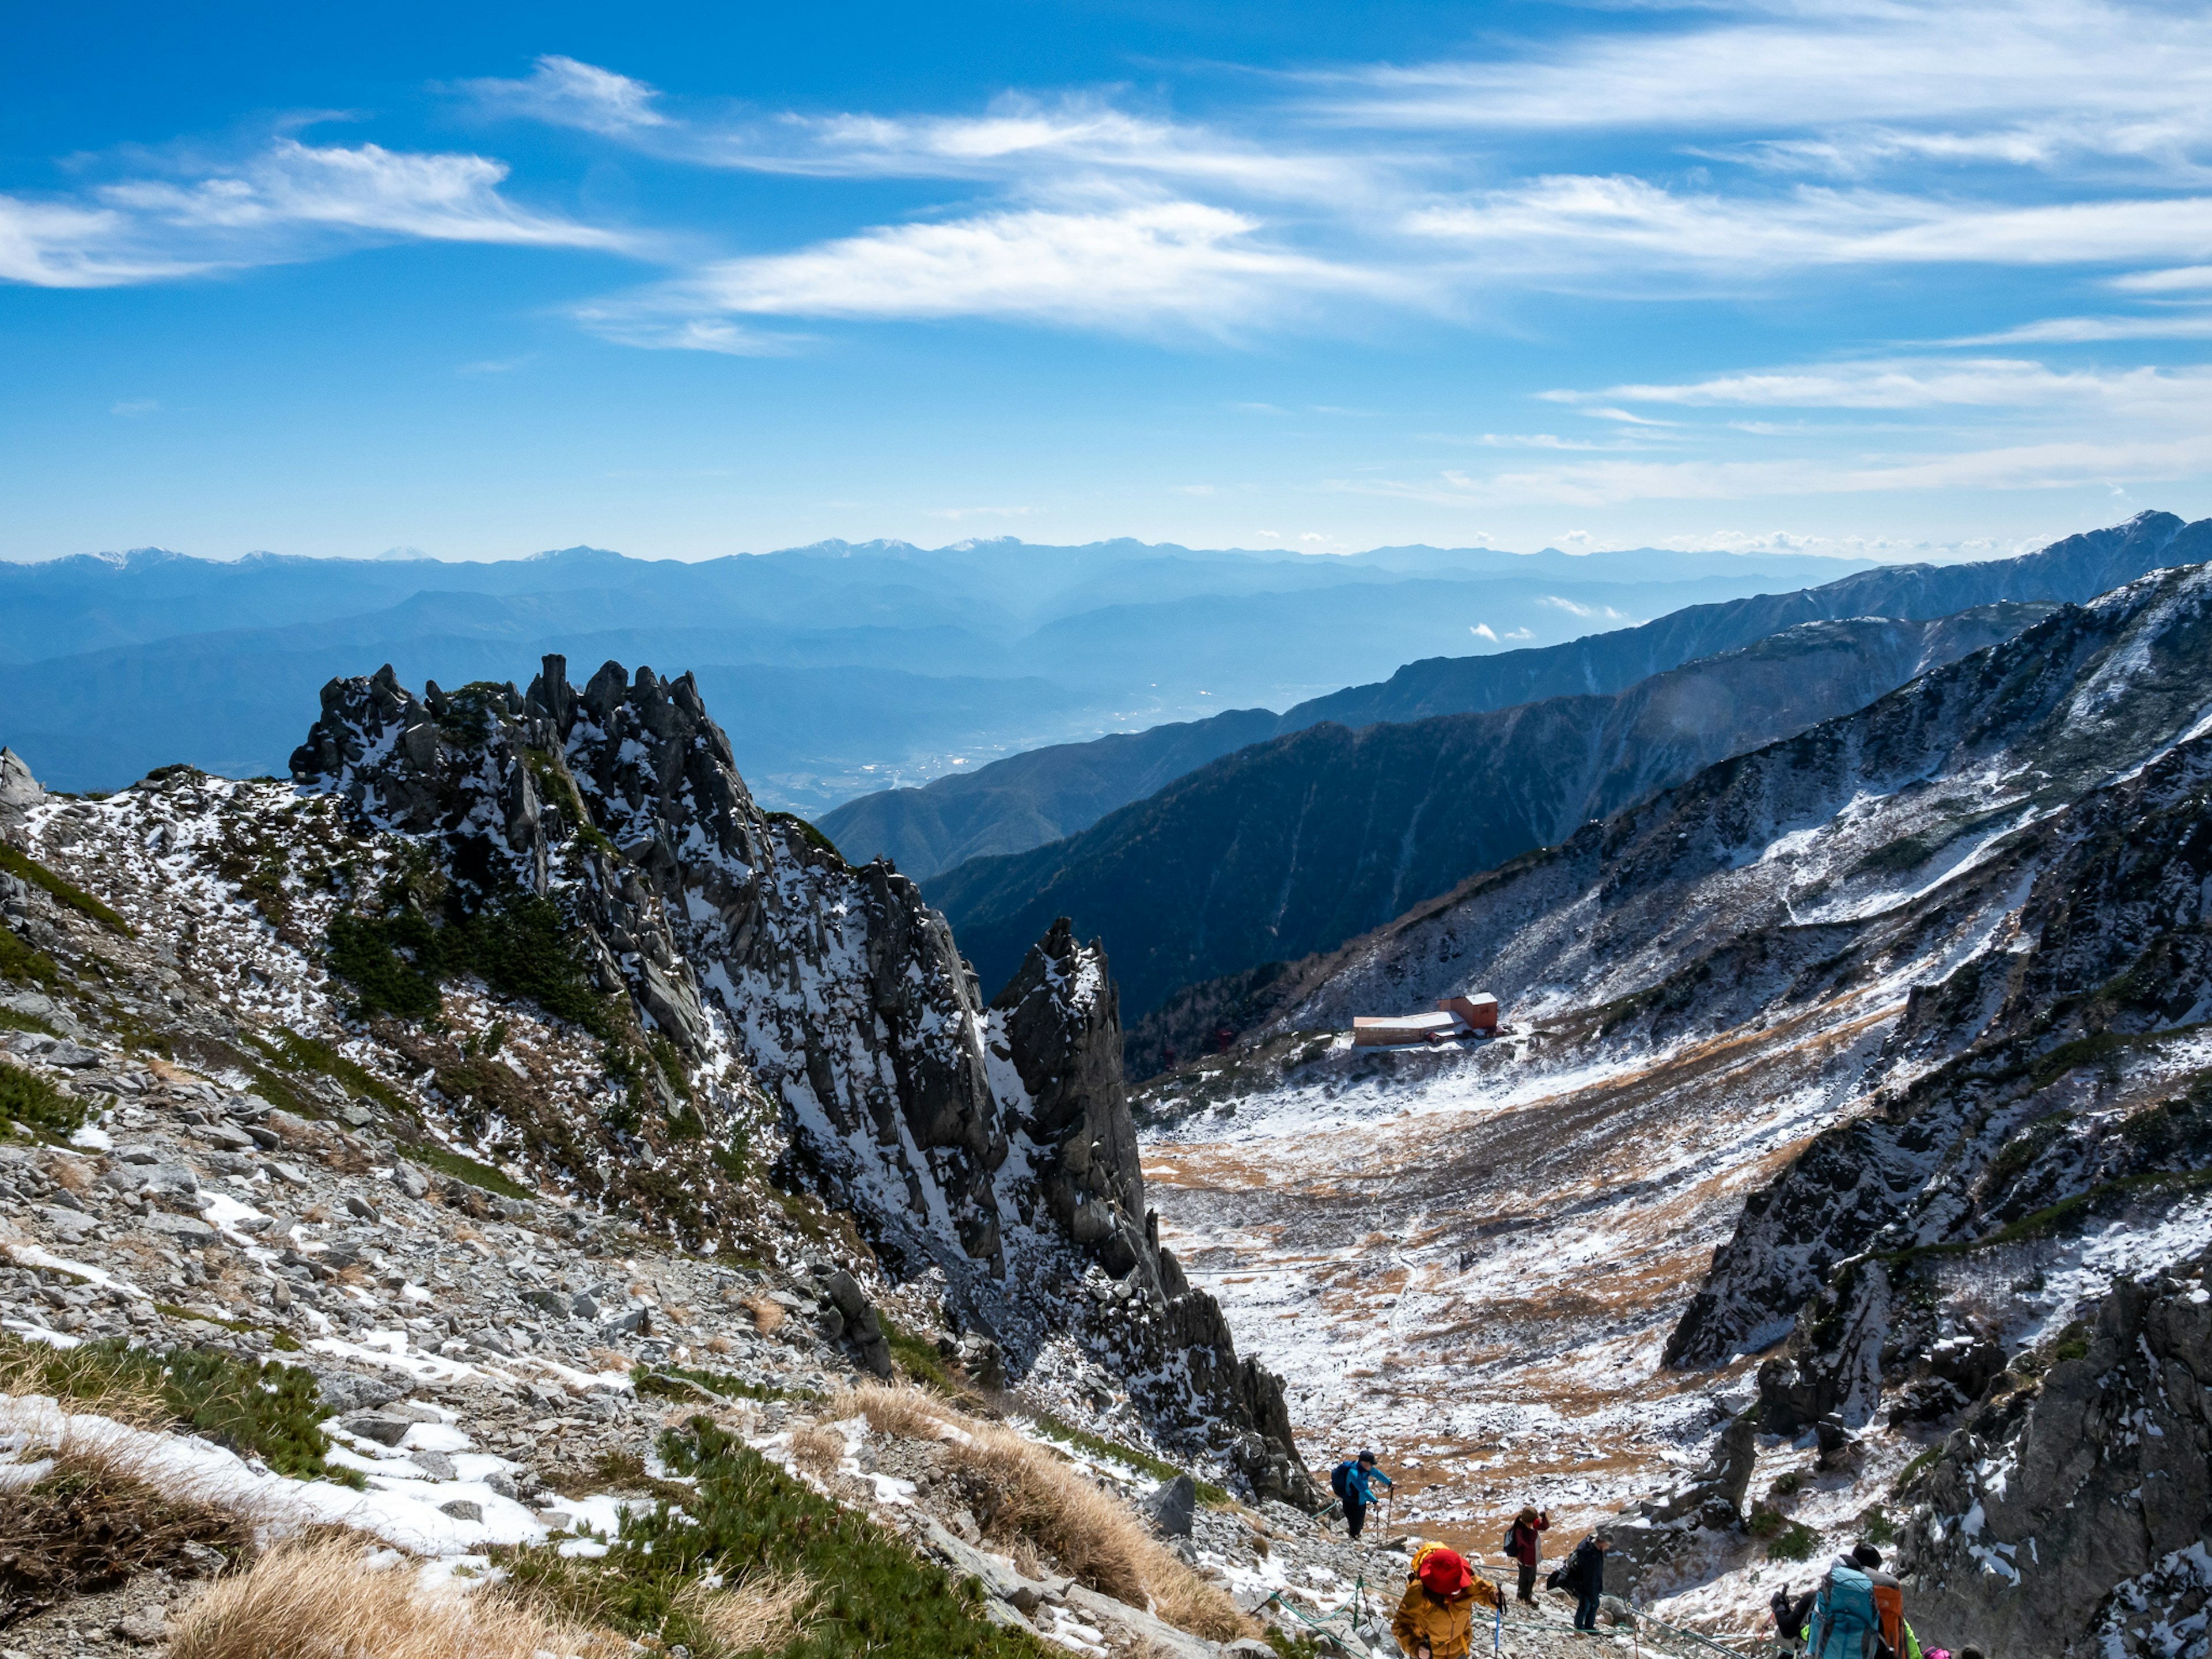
[{"left": 1393, "top": 1543, "right": 1502, "bottom": 1659}]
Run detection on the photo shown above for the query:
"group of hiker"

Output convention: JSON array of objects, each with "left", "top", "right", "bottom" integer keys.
[
  {"left": 1330, "top": 1456, "right": 1987, "bottom": 1659},
  {"left": 1772, "top": 1542, "right": 1977, "bottom": 1659},
  {"left": 1382, "top": 1527, "right": 1613, "bottom": 1659}
]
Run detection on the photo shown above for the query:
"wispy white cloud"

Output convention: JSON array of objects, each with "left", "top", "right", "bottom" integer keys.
[
  {"left": 0, "top": 195, "right": 206, "bottom": 287},
  {"left": 1945, "top": 312, "right": 2212, "bottom": 343},
  {"left": 467, "top": 60, "right": 1373, "bottom": 202},
  {"left": 1545, "top": 357, "right": 2212, "bottom": 412},
  {"left": 1408, "top": 176, "right": 2212, "bottom": 275},
  {"left": 582, "top": 200, "right": 1405, "bottom": 341},
  {"left": 1, "top": 139, "right": 627, "bottom": 289},
  {"left": 2110, "top": 265, "right": 2212, "bottom": 292},
  {"left": 1320, "top": 0, "right": 2212, "bottom": 168},
  {"left": 101, "top": 141, "right": 626, "bottom": 249},
  {"left": 461, "top": 55, "right": 668, "bottom": 135}
]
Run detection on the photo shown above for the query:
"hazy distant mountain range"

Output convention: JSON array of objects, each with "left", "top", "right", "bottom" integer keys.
[
  {"left": 915, "top": 511, "right": 2209, "bottom": 1046},
  {"left": 823, "top": 520, "right": 2193, "bottom": 877},
  {"left": 0, "top": 538, "right": 1871, "bottom": 806}
]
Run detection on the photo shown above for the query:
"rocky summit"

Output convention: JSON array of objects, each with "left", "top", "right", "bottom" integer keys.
[{"left": 0, "top": 656, "right": 1387, "bottom": 1659}]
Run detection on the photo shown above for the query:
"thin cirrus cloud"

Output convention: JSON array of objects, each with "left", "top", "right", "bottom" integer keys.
[
  {"left": 1343, "top": 431, "right": 2212, "bottom": 509},
  {"left": 1407, "top": 177, "right": 2212, "bottom": 275},
  {"left": 578, "top": 200, "right": 1407, "bottom": 348},
  {"left": 1320, "top": 0, "right": 2212, "bottom": 163},
  {"left": 1385, "top": 354, "right": 2212, "bottom": 506},
  {"left": 0, "top": 138, "right": 629, "bottom": 289},
  {"left": 1543, "top": 358, "right": 2212, "bottom": 412},
  {"left": 465, "top": 55, "right": 1373, "bottom": 201}
]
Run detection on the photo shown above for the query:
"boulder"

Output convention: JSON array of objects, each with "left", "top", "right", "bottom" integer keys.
[
  {"left": 306, "top": 1365, "right": 410, "bottom": 1415},
  {"left": 342, "top": 1415, "right": 411, "bottom": 1446},
  {"left": 0, "top": 747, "right": 43, "bottom": 836},
  {"left": 824, "top": 1268, "right": 894, "bottom": 1378},
  {"left": 1143, "top": 1472, "right": 1197, "bottom": 1537},
  {"left": 142, "top": 1212, "right": 217, "bottom": 1245}
]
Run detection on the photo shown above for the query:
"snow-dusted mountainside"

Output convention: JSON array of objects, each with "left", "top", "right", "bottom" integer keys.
[
  {"left": 7, "top": 654, "right": 1308, "bottom": 1487},
  {"left": 1132, "top": 559, "right": 2212, "bottom": 1656}
]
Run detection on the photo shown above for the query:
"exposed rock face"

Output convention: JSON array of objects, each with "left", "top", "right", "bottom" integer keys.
[
  {"left": 1899, "top": 1256, "right": 2212, "bottom": 1659},
  {"left": 1669, "top": 647, "right": 2212, "bottom": 1379},
  {"left": 1601, "top": 1410, "right": 1759, "bottom": 1596},
  {"left": 290, "top": 656, "right": 1306, "bottom": 1478},
  {"left": 993, "top": 919, "right": 1150, "bottom": 1277},
  {"left": 0, "top": 745, "right": 41, "bottom": 839}
]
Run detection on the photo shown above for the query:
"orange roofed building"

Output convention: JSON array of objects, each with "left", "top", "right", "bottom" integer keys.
[{"left": 1351, "top": 990, "right": 1501, "bottom": 1047}]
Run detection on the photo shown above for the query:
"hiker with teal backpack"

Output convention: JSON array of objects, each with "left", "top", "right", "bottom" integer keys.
[
  {"left": 1329, "top": 1450, "right": 1394, "bottom": 1541},
  {"left": 1809, "top": 1544, "right": 1883, "bottom": 1659}
]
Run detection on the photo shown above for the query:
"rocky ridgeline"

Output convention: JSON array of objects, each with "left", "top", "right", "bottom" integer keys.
[{"left": 282, "top": 656, "right": 1306, "bottom": 1487}]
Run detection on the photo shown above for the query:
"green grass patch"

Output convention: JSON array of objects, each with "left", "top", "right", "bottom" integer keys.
[
  {"left": 0, "top": 1004, "right": 58, "bottom": 1036},
  {"left": 1884, "top": 1164, "right": 2212, "bottom": 1267},
  {"left": 1766, "top": 1520, "right": 1819, "bottom": 1562},
  {"left": 400, "top": 1138, "right": 534, "bottom": 1202},
  {"left": 0, "top": 1333, "right": 358, "bottom": 1486},
  {"left": 1747, "top": 1506, "right": 1786, "bottom": 1539},
  {"left": 152, "top": 1304, "right": 304, "bottom": 1352},
  {"left": 1891, "top": 1448, "right": 1940, "bottom": 1495},
  {"left": 632, "top": 1362, "right": 801, "bottom": 1406},
  {"left": 884, "top": 1319, "right": 974, "bottom": 1400},
  {"left": 0, "top": 1059, "right": 86, "bottom": 1135},
  {"left": 1032, "top": 1414, "right": 1230, "bottom": 1508},
  {"left": 0, "top": 921, "right": 60, "bottom": 986},
  {"left": 499, "top": 1416, "right": 1048, "bottom": 1659},
  {"left": 328, "top": 888, "right": 622, "bottom": 1039},
  {"left": 1861, "top": 1508, "right": 1897, "bottom": 1547},
  {"left": 0, "top": 843, "right": 132, "bottom": 934},
  {"left": 263, "top": 1027, "right": 409, "bottom": 1116}
]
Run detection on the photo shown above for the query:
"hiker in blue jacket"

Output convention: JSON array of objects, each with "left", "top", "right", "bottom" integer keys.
[
  {"left": 1330, "top": 1450, "right": 1394, "bottom": 1540},
  {"left": 1808, "top": 1546, "right": 1883, "bottom": 1659}
]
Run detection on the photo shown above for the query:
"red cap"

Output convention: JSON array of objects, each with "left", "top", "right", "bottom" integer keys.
[{"left": 1418, "top": 1547, "right": 1473, "bottom": 1598}]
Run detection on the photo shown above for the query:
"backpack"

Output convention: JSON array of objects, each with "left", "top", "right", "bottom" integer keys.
[
  {"left": 1812, "top": 1563, "right": 1878, "bottom": 1659},
  {"left": 1502, "top": 1526, "right": 1520, "bottom": 1558},
  {"left": 1870, "top": 1578, "right": 1904, "bottom": 1653},
  {"left": 1331, "top": 1461, "right": 1354, "bottom": 1502}
]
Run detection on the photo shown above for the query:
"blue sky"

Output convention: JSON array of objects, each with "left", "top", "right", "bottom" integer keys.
[{"left": 7, "top": 0, "right": 2212, "bottom": 563}]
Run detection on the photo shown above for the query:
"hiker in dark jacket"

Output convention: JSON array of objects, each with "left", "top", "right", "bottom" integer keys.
[
  {"left": 1560, "top": 1531, "right": 1611, "bottom": 1632},
  {"left": 1772, "top": 1587, "right": 1817, "bottom": 1654},
  {"left": 1332, "top": 1450, "right": 1394, "bottom": 1540},
  {"left": 1505, "top": 1508, "right": 1550, "bottom": 1604}
]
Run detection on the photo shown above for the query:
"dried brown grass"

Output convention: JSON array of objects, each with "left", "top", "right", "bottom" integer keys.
[
  {"left": 704, "top": 1334, "right": 734, "bottom": 1356},
  {"left": 787, "top": 1422, "right": 845, "bottom": 1478},
  {"left": 830, "top": 1382, "right": 1251, "bottom": 1642},
  {"left": 672, "top": 1565, "right": 820, "bottom": 1656},
  {"left": 0, "top": 1421, "right": 255, "bottom": 1620},
  {"left": 741, "top": 1294, "right": 785, "bottom": 1335},
  {"left": 168, "top": 1535, "right": 621, "bottom": 1659},
  {"left": 44, "top": 1156, "right": 93, "bottom": 1194},
  {"left": 323, "top": 1137, "right": 374, "bottom": 1176}
]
